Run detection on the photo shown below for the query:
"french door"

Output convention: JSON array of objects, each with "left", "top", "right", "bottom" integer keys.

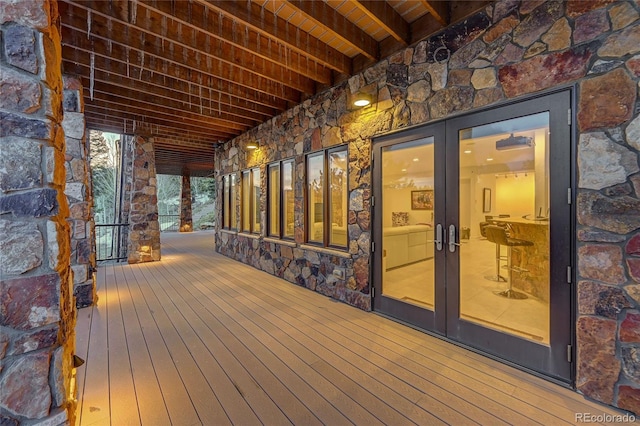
[{"left": 372, "top": 91, "right": 573, "bottom": 382}]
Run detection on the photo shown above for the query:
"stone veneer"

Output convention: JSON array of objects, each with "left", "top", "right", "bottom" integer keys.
[
  {"left": 215, "top": 0, "right": 640, "bottom": 415},
  {"left": 180, "top": 173, "right": 193, "bottom": 232},
  {"left": 62, "top": 76, "right": 96, "bottom": 308},
  {"left": 125, "top": 135, "right": 161, "bottom": 263},
  {"left": 1, "top": 0, "right": 77, "bottom": 424}
]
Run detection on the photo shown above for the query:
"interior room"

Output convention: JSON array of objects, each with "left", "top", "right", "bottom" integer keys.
[{"left": 381, "top": 116, "right": 551, "bottom": 344}]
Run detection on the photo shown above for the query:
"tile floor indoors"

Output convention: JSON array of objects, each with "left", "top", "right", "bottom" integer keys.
[{"left": 382, "top": 236, "right": 550, "bottom": 344}]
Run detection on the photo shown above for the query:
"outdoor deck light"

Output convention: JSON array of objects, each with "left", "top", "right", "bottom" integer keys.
[{"left": 353, "top": 92, "right": 371, "bottom": 107}]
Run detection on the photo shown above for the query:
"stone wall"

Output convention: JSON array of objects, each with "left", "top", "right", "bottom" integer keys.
[
  {"left": 0, "top": 0, "right": 76, "bottom": 424},
  {"left": 179, "top": 173, "right": 193, "bottom": 232},
  {"left": 62, "top": 76, "right": 96, "bottom": 308},
  {"left": 126, "top": 135, "right": 161, "bottom": 263},
  {"left": 215, "top": 0, "right": 640, "bottom": 414}
]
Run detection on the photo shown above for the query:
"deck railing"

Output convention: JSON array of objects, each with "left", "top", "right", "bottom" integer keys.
[
  {"left": 159, "top": 214, "right": 180, "bottom": 232},
  {"left": 95, "top": 223, "right": 129, "bottom": 262}
]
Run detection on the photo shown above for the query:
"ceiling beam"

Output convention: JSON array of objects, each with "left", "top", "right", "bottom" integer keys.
[
  {"left": 139, "top": 0, "right": 332, "bottom": 85},
  {"left": 65, "top": 59, "right": 269, "bottom": 126},
  {"left": 420, "top": 0, "right": 449, "bottom": 27},
  {"left": 84, "top": 95, "right": 244, "bottom": 137},
  {"left": 204, "top": 0, "right": 351, "bottom": 75},
  {"left": 79, "top": 0, "right": 317, "bottom": 93},
  {"left": 62, "top": 43, "right": 287, "bottom": 117},
  {"left": 86, "top": 117, "right": 218, "bottom": 143},
  {"left": 59, "top": 1, "right": 309, "bottom": 99},
  {"left": 286, "top": 0, "right": 379, "bottom": 60},
  {"left": 351, "top": 1, "right": 409, "bottom": 44},
  {"left": 84, "top": 107, "right": 239, "bottom": 139},
  {"left": 154, "top": 146, "right": 214, "bottom": 156}
]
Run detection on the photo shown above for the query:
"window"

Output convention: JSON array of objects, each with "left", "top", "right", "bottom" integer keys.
[
  {"left": 222, "top": 173, "right": 238, "bottom": 230},
  {"left": 223, "top": 175, "right": 230, "bottom": 229},
  {"left": 241, "top": 168, "right": 261, "bottom": 234},
  {"left": 306, "top": 147, "right": 348, "bottom": 247},
  {"left": 282, "top": 160, "right": 294, "bottom": 238},
  {"left": 268, "top": 163, "right": 280, "bottom": 236},
  {"left": 268, "top": 159, "right": 295, "bottom": 239}
]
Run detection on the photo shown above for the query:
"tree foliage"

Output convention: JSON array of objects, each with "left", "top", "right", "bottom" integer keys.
[
  {"left": 89, "top": 130, "right": 121, "bottom": 223},
  {"left": 157, "top": 174, "right": 181, "bottom": 215}
]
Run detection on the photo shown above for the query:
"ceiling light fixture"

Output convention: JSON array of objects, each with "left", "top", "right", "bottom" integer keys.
[{"left": 495, "top": 133, "right": 534, "bottom": 150}]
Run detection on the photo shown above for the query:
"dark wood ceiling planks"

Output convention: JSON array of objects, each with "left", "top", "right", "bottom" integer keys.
[{"left": 59, "top": 0, "right": 489, "bottom": 176}]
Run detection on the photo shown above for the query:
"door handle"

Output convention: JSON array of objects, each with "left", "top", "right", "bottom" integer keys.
[
  {"left": 432, "top": 223, "right": 443, "bottom": 251},
  {"left": 448, "top": 224, "right": 461, "bottom": 252}
]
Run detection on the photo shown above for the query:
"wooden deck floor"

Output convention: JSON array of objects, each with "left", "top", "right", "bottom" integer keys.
[{"left": 75, "top": 230, "right": 627, "bottom": 426}]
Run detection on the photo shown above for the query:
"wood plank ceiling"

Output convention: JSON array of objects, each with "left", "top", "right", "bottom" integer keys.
[{"left": 59, "top": 0, "right": 488, "bottom": 176}]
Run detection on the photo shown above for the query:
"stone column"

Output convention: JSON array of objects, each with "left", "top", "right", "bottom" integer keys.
[
  {"left": 126, "top": 135, "right": 161, "bottom": 263},
  {"left": 62, "top": 76, "right": 96, "bottom": 308},
  {"left": 0, "top": 1, "right": 76, "bottom": 424},
  {"left": 179, "top": 172, "right": 193, "bottom": 232}
]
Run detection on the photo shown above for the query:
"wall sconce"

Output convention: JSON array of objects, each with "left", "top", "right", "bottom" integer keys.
[
  {"left": 245, "top": 141, "right": 258, "bottom": 150},
  {"left": 353, "top": 92, "right": 371, "bottom": 107}
]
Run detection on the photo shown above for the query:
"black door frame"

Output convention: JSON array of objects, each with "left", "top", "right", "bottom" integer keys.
[
  {"left": 371, "top": 89, "right": 574, "bottom": 383},
  {"left": 371, "top": 123, "right": 447, "bottom": 334}
]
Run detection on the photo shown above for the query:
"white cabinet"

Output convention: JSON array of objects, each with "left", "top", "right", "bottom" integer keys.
[
  {"left": 383, "top": 225, "right": 434, "bottom": 270},
  {"left": 384, "top": 233, "right": 409, "bottom": 269}
]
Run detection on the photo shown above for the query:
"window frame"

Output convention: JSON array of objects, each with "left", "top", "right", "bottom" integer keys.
[
  {"left": 240, "top": 167, "right": 261, "bottom": 234},
  {"left": 222, "top": 173, "right": 238, "bottom": 231},
  {"left": 267, "top": 158, "right": 295, "bottom": 240},
  {"left": 305, "top": 146, "right": 348, "bottom": 249}
]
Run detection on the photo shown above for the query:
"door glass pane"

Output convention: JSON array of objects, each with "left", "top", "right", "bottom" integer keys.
[
  {"left": 283, "top": 160, "right": 295, "bottom": 239},
  {"left": 381, "top": 138, "right": 435, "bottom": 310},
  {"left": 268, "top": 164, "right": 280, "bottom": 236},
  {"left": 459, "top": 112, "right": 550, "bottom": 345},
  {"left": 307, "top": 153, "right": 324, "bottom": 243},
  {"left": 329, "top": 149, "right": 347, "bottom": 247},
  {"left": 252, "top": 168, "right": 261, "bottom": 233}
]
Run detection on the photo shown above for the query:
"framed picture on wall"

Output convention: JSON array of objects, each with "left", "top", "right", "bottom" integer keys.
[
  {"left": 483, "top": 188, "right": 491, "bottom": 213},
  {"left": 411, "top": 190, "right": 433, "bottom": 210}
]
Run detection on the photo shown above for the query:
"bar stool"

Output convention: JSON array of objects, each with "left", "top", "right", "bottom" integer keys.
[
  {"left": 484, "top": 225, "right": 533, "bottom": 299},
  {"left": 483, "top": 223, "right": 507, "bottom": 282}
]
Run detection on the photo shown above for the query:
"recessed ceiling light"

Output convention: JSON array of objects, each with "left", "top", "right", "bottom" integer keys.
[
  {"left": 464, "top": 150, "right": 472, "bottom": 154},
  {"left": 486, "top": 157, "right": 493, "bottom": 161},
  {"left": 413, "top": 158, "right": 419, "bottom": 162},
  {"left": 401, "top": 168, "right": 407, "bottom": 172}
]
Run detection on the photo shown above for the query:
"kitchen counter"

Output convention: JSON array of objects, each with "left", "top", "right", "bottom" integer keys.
[{"left": 494, "top": 218, "right": 550, "bottom": 302}]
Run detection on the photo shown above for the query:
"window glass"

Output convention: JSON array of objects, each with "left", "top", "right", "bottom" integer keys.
[
  {"left": 329, "top": 150, "right": 347, "bottom": 247},
  {"left": 283, "top": 160, "right": 295, "bottom": 239},
  {"left": 252, "top": 168, "right": 261, "bottom": 233},
  {"left": 230, "top": 174, "right": 238, "bottom": 230},
  {"left": 242, "top": 171, "right": 251, "bottom": 232},
  {"left": 268, "top": 164, "right": 280, "bottom": 237},
  {"left": 223, "top": 175, "right": 230, "bottom": 229},
  {"left": 459, "top": 112, "right": 550, "bottom": 344},
  {"left": 307, "top": 153, "right": 324, "bottom": 243}
]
